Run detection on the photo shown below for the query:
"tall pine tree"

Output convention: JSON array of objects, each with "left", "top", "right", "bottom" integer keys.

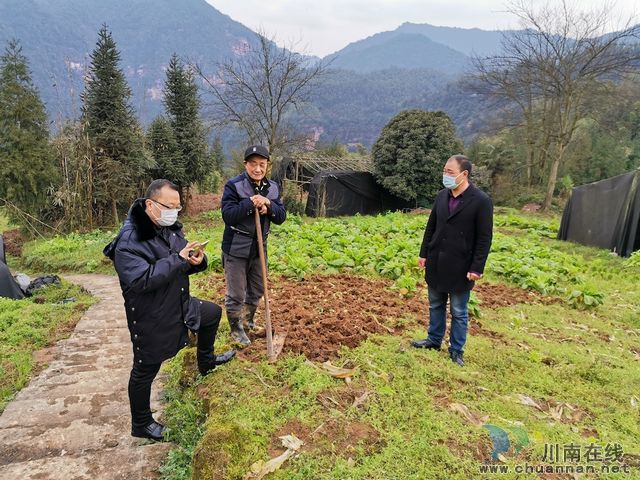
[
  {"left": 147, "top": 116, "right": 183, "bottom": 183},
  {"left": 197, "top": 136, "right": 225, "bottom": 194},
  {"left": 209, "top": 136, "right": 225, "bottom": 173},
  {"left": 0, "top": 39, "right": 57, "bottom": 226},
  {"left": 163, "top": 54, "right": 208, "bottom": 205},
  {"left": 82, "top": 25, "right": 150, "bottom": 225}
]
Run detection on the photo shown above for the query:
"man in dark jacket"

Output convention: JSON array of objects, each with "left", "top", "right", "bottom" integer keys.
[
  {"left": 104, "top": 179, "right": 235, "bottom": 441},
  {"left": 411, "top": 155, "right": 493, "bottom": 366},
  {"left": 221, "top": 145, "right": 286, "bottom": 346}
]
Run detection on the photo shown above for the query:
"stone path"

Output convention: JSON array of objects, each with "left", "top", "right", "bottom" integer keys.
[{"left": 0, "top": 274, "right": 171, "bottom": 480}]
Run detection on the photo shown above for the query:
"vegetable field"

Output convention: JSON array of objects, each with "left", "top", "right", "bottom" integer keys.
[{"left": 7, "top": 208, "right": 640, "bottom": 479}]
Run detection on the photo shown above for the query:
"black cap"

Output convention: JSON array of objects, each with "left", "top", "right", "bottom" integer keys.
[{"left": 244, "top": 145, "right": 270, "bottom": 161}]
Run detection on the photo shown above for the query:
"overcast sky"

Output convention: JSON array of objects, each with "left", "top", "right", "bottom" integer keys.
[{"left": 206, "top": 0, "right": 638, "bottom": 57}]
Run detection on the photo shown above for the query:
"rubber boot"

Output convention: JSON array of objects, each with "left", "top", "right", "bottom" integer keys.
[
  {"left": 244, "top": 304, "right": 260, "bottom": 331},
  {"left": 228, "top": 311, "right": 251, "bottom": 347}
]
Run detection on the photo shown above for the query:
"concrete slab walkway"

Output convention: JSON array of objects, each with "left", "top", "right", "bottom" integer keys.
[{"left": 0, "top": 274, "right": 170, "bottom": 480}]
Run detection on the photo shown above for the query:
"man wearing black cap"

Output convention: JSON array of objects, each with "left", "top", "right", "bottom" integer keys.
[{"left": 221, "top": 145, "right": 287, "bottom": 346}]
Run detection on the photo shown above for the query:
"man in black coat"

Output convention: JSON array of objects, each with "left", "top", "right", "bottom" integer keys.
[
  {"left": 104, "top": 179, "right": 235, "bottom": 441},
  {"left": 221, "top": 145, "right": 286, "bottom": 346},
  {"left": 411, "top": 155, "right": 493, "bottom": 366}
]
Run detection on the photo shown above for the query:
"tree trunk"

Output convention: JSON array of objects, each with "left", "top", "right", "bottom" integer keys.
[
  {"left": 183, "top": 185, "right": 190, "bottom": 214},
  {"left": 526, "top": 144, "right": 534, "bottom": 188},
  {"left": 542, "top": 145, "right": 564, "bottom": 211},
  {"left": 112, "top": 198, "right": 119, "bottom": 226},
  {"left": 87, "top": 154, "right": 93, "bottom": 231}
]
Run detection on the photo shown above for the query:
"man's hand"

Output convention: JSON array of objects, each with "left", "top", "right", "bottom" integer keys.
[
  {"left": 251, "top": 195, "right": 270, "bottom": 215},
  {"left": 179, "top": 241, "right": 198, "bottom": 261},
  {"left": 250, "top": 195, "right": 271, "bottom": 210},
  {"left": 418, "top": 257, "right": 426, "bottom": 269},
  {"left": 188, "top": 248, "right": 204, "bottom": 266},
  {"left": 467, "top": 272, "right": 482, "bottom": 281},
  {"left": 250, "top": 195, "right": 271, "bottom": 209}
]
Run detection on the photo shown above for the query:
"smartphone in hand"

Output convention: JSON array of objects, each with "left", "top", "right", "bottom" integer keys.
[{"left": 188, "top": 240, "right": 209, "bottom": 257}]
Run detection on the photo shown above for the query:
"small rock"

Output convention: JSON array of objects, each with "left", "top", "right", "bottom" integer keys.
[{"left": 104, "top": 438, "right": 119, "bottom": 448}]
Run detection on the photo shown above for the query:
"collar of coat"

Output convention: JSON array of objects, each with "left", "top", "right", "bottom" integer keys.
[
  {"left": 244, "top": 172, "right": 270, "bottom": 195},
  {"left": 129, "top": 198, "right": 183, "bottom": 242}
]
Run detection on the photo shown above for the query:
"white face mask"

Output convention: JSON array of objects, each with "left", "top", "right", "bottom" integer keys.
[
  {"left": 152, "top": 201, "right": 179, "bottom": 226},
  {"left": 157, "top": 209, "right": 179, "bottom": 227},
  {"left": 443, "top": 172, "right": 463, "bottom": 190}
]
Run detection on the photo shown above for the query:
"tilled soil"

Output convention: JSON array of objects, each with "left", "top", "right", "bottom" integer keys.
[
  {"left": 196, "top": 274, "right": 553, "bottom": 362},
  {"left": 2, "top": 229, "right": 24, "bottom": 257},
  {"left": 186, "top": 193, "right": 221, "bottom": 216}
]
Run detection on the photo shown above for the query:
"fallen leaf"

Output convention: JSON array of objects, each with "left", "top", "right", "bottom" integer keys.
[
  {"left": 516, "top": 394, "right": 543, "bottom": 411},
  {"left": 244, "top": 434, "right": 304, "bottom": 480},
  {"left": 548, "top": 405, "right": 564, "bottom": 421},
  {"left": 366, "top": 360, "right": 391, "bottom": 382},
  {"left": 352, "top": 391, "right": 371, "bottom": 409},
  {"left": 318, "top": 361, "right": 357, "bottom": 379},
  {"left": 280, "top": 434, "right": 304, "bottom": 451},
  {"left": 448, "top": 402, "right": 489, "bottom": 427}
]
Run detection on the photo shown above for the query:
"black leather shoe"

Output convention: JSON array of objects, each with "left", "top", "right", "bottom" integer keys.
[
  {"left": 450, "top": 351, "right": 465, "bottom": 367},
  {"left": 131, "top": 421, "right": 167, "bottom": 441},
  {"left": 214, "top": 350, "right": 236, "bottom": 365},
  {"left": 199, "top": 350, "right": 236, "bottom": 376},
  {"left": 411, "top": 338, "right": 441, "bottom": 350}
]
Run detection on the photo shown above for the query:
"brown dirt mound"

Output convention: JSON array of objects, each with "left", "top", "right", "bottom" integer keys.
[
  {"left": 440, "top": 435, "right": 494, "bottom": 462},
  {"left": 407, "top": 208, "right": 431, "bottom": 215},
  {"left": 269, "top": 416, "right": 383, "bottom": 459},
  {"left": 475, "top": 283, "right": 550, "bottom": 308},
  {"left": 196, "top": 274, "right": 551, "bottom": 362},
  {"left": 186, "top": 193, "right": 221, "bottom": 216},
  {"left": 2, "top": 228, "right": 24, "bottom": 257},
  {"left": 316, "top": 386, "right": 373, "bottom": 413}
]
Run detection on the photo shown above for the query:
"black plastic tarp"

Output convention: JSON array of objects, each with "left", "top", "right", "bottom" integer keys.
[
  {"left": 558, "top": 170, "right": 640, "bottom": 257},
  {"left": 0, "top": 235, "right": 23, "bottom": 299},
  {"left": 0, "top": 262, "right": 24, "bottom": 299},
  {"left": 305, "top": 171, "right": 412, "bottom": 217},
  {"left": 0, "top": 234, "right": 5, "bottom": 265}
]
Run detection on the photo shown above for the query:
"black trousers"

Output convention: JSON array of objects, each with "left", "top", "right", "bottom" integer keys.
[{"left": 128, "top": 299, "right": 222, "bottom": 429}]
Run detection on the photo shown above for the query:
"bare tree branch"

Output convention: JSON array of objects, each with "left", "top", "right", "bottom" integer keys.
[
  {"left": 468, "top": 0, "right": 640, "bottom": 209},
  {"left": 196, "top": 31, "right": 330, "bottom": 157}
]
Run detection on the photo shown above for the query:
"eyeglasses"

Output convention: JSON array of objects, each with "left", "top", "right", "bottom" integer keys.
[{"left": 152, "top": 199, "right": 182, "bottom": 211}]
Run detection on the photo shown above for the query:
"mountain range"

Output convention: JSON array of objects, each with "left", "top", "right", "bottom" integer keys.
[{"left": 0, "top": 0, "right": 548, "bottom": 146}]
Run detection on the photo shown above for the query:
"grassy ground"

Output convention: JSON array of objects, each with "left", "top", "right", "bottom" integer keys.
[
  {"left": 7, "top": 209, "right": 640, "bottom": 478},
  {"left": 155, "top": 212, "right": 639, "bottom": 480},
  {"left": 0, "top": 208, "right": 11, "bottom": 232},
  {"left": 0, "top": 281, "right": 95, "bottom": 412},
  {"left": 20, "top": 229, "right": 117, "bottom": 274},
  {"left": 1, "top": 207, "right": 97, "bottom": 412}
]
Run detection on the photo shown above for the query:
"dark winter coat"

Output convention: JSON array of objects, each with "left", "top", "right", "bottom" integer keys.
[
  {"left": 419, "top": 183, "right": 493, "bottom": 293},
  {"left": 221, "top": 172, "right": 286, "bottom": 258},
  {"left": 103, "top": 199, "right": 207, "bottom": 365}
]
